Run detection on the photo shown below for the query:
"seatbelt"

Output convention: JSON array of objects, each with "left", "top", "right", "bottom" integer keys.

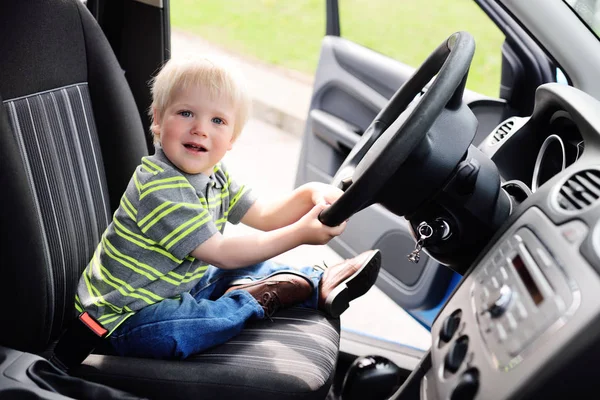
[{"left": 49, "top": 312, "right": 108, "bottom": 372}]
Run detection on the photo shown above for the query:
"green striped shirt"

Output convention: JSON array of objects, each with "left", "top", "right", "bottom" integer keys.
[{"left": 76, "top": 148, "right": 256, "bottom": 334}]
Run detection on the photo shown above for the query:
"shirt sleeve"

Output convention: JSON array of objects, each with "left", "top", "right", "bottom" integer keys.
[
  {"left": 219, "top": 162, "right": 257, "bottom": 224},
  {"left": 135, "top": 171, "right": 218, "bottom": 259}
]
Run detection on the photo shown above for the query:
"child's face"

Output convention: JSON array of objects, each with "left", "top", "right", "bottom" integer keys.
[{"left": 155, "top": 85, "right": 236, "bottom": 175}]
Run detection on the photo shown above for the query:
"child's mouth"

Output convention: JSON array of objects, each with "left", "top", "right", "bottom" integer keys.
[{"left": 184, "top": 143, "right": 207, "bottom": 152}]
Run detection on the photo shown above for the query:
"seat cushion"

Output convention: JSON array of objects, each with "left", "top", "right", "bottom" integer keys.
[{"left": 72, "top": 307, "right": 339, "bottom": 400}]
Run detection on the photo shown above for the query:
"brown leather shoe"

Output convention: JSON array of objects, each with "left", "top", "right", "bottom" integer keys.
[
  {"left": 225, "top": 271, "right": 313, "bottom": 317},
  {"left": 319, "top": 250, "right": 381, "bottom": 318}
]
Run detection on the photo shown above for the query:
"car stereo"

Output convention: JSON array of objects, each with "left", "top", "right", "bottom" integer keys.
[{"left": 469, "top": 227, "right": 578, "bottom": 370}]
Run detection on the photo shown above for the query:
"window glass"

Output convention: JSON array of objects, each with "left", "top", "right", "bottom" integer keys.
[
  {"left": 339, "top": 0, "right": 505, "bottom": 97},
  {"left": 170, "top": 0, "right": 325, "bottom": 77},
  {"left": 564, "top": 0, "right": 600, "bottom": 38}
]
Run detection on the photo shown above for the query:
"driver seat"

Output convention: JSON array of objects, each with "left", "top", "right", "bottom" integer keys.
[{"left": 0, "top": 1, "right": 339, "bottom": 399}]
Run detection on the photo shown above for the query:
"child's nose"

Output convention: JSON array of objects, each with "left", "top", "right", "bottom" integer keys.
[{"left": 191, "top": 121, "right": 208, "bottom": 137}]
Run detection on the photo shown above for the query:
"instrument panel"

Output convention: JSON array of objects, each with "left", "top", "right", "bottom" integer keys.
[
  {"left": 423, "top": 208, "right": 597, "bottom": 400},
  {"left": 409, "top": 84, "right": 600, "bottom": 400}
]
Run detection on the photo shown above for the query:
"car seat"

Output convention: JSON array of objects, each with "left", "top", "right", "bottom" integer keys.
[{"left": 0, "top": 1, "right": 340, "bottom": 399}]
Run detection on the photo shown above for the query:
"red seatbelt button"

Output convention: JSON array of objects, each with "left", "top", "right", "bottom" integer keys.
[{"left": 78, "top": 312, "right": 108, "bottom": 337}]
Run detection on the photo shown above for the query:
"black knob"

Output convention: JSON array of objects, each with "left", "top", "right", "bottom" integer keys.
[
  {"left": 445, "top": 336, "right": 469, "bottom": 373},
  {"left": 440, "top": 313, "right": 461, "bottom": 342},
  {"left": 340, "top": 356, "right": 403, "bottom": 400},
  {"left": 485, "top": 285, "right": 512, "bottom": 318},
  {"left": 451, "top": 368, "right": 480, "bottom": 400},
  {"left": 453, "top": 158, "right": 480, "bottom": 195}
]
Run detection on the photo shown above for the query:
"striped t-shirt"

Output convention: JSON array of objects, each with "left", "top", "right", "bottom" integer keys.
[{"left": 75, "top": 148, "right": 256, "bottom": 334}]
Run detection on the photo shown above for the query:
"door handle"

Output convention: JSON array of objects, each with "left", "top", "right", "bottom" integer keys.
[{"left": 310, "top": 109, "right": 361, "bottom": 152}]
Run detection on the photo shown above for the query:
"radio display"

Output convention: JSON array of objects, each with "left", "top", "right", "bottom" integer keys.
[{"left": 512, "top": 254, "right": 544, "bottom": 305}]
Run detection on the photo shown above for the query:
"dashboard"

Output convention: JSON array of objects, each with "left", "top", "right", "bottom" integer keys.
[
  {"left": 392, "top": 83, "right": 600, "bottom": 400},
  {"left": 480, "top": 111, "right": 585, "bottom": 205}
]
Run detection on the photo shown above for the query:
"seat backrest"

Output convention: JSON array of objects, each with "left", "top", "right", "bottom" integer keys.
[{"left": 0, "top": 0, "right": 149, "bottom": 352}]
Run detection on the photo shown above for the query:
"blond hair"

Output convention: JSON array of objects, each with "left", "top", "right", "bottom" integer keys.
[{"left": 149, "top": 55, "right": 251, "bottom": 145}]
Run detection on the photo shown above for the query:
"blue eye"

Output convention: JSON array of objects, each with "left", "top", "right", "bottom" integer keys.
[
  {"left": 179, "top": 110, "right": 192, "bottom": 118},
  {"left": 212, "top": 117, "right": 224, "bottom": 125}
]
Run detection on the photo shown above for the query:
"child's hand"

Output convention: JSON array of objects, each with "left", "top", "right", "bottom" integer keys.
[
  {"left": 295, "top": 203, "right": 347, "bottom": 245},
  {"left": 307, "top": 182, "right": 344, "bottom": 206}
]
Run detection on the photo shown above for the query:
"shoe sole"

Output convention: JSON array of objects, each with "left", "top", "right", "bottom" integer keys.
[{"left": 323, "top": 250, "right": 382, "bottom": 318}]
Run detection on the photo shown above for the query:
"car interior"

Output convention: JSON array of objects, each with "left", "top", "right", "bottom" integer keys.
[{"left": 3, "top": 0, "right": 600, "bottom": 399}]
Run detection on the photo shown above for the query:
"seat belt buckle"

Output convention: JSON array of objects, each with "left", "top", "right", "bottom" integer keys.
[
  {"left": 50, "top": 312, "right": 108, "bottom": 372},
  {"left": 78, "top": 312, "right": 108, "bottom": 338}
]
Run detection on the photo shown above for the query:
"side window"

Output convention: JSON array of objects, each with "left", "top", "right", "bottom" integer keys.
[
  {"left": 338, "top": 1, "right": 505, "bottom": 98},
  {"left": 170, "top": 2, "right": 325, "bottom": 82},
  {"left": 565, "top": 0, "right": 600, "bottom": 35}
]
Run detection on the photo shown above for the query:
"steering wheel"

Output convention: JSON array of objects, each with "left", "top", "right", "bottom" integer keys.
[{"left": 319, "top": 32, "right": 476, "bottom": 227}]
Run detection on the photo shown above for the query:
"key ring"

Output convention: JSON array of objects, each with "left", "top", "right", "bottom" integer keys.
[{"left": 417, "top": 222, "right": 433, "bottom": 239}]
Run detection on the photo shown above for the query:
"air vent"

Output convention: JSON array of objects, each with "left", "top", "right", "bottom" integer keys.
[
  {"left": 490, "top": 119, "right": 515, "bottom": 144},
  {"left": 489, "top": 119, "right": 516, "bottom": 145},
  {"left": 556, "top": 170, "right": 600, "bottom": 211}
]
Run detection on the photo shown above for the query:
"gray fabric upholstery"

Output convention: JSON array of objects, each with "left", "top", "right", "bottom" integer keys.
[
  {"left": 74, "top": 307, "right": 339, "bottom": 399},
  {"left": 4, "top": 84, "right": 110, "bottom": 339}
]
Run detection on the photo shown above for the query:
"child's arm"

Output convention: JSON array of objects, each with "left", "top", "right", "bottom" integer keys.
[
  {"left": 241, "top": 182, "right": 344, "bottom": 231},
  {"left": 190, "top": 202, "right": 345, "bottom": 269}
]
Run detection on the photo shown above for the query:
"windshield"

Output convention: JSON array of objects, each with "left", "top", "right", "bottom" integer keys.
[{"left": 565, "top": 0, "right": 600, "bottom": 38}]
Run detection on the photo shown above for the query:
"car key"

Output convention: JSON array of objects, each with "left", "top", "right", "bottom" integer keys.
[{"left": 407, "top": 222, "right": 433, "bottom": 263}]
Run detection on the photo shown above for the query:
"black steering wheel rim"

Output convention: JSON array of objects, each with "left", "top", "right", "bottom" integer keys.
[{"left": 319, "top": 32, "right": 476, "bottom": 227}]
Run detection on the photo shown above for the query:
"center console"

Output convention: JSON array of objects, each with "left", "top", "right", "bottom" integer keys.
[
  {"left": 393, "top": 207, "right": 600, "bottom": 400},
  {"left": 469, "top": 224, "right": 579, "bottom": 371}
]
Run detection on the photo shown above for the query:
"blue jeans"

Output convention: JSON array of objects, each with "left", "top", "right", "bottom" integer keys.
[{"left": 109, "top": 261, "right": 324, "bottom": 359}]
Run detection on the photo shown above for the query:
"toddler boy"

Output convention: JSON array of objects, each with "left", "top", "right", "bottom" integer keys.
[{"left": 75, "top": 55, "right": 381, "bottom": 359}]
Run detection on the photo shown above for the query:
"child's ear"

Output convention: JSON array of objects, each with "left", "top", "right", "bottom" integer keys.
[
  {"left": 152, "top": 107, "right": 161, "bottom": 127},
  {"left": 151, "top": 108, "right": 162, "bottom": 139},
  {"left": 227, "top": 134, "right": 236, "bottom": 151}
]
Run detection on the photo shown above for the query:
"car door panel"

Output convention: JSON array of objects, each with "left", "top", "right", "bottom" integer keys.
[{"left": 310, "top": 109, "right": 360, "bottom": 154}]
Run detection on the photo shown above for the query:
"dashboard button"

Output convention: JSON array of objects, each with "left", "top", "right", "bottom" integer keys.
[
  {"left": 445, "top": 336, "right": 469, "bottom": 373},
  {"left": 480, "top": 286, "right": 490, "bottom": 301},
  {"left": 491, "top": 276, "right": 500, "bottom": 289},
  {"left": 496, "top": 323, "right": 507, "bottom": 342},
  {"left": 493, "top": 251, "right": 504, "bottom": 266},
  {"left": 505, "top": 311, "right": 517, "bottom": 331},
  {"left": 440, "top": 313, "right": 461, "bottom": 343},
  {"left": 499, "top": 266, "right": 509, "bottom": 281},
  {"left": 515, "top": 301, "right": 528, "bottom": 320},
  {"left": 451, "top": 368, "right": 480, "bottom": 400},
  {"left": 500, "top": 240, "right": 513, "bottom": 255},
  {"left": 559, "top": 220, "right": 588, "bottom": 245}
]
